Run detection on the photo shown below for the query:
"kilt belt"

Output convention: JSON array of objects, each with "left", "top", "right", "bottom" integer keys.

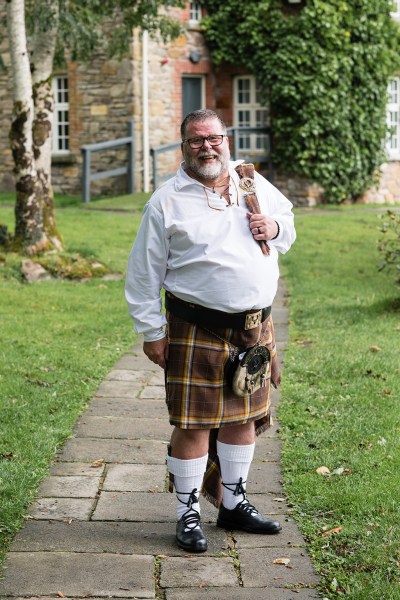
[{"left": 165, "top": 292, "right": 271, "bottom": 331}]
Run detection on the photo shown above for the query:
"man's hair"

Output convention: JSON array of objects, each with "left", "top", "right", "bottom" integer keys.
[{"left": 180, "top": 109, "right": 227, "bottom": 140}]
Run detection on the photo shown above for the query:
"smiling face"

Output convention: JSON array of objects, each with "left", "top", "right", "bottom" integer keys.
[{"left": 181, "top": 117, "right": 231, "bottom": 185}]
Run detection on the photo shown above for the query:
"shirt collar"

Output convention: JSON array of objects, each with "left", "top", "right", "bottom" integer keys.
[{"left": 174, "top": 160, "right": 244, "bottom": 191}]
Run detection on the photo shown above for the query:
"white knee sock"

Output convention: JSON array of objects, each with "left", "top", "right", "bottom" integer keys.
[
  {"left": 217, "top": 440, "right": 255, "bottom": 510},
  {"left": 167, "top": 454, "right": 208, "bottom": 527}
]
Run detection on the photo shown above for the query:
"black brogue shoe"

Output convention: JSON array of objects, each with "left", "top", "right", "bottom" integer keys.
[
  {"left": 176, "top": 509, "right": 208, "bottom": 553},
  {"left": 217, "top": 499, "right": 282, "bottom": 534}
]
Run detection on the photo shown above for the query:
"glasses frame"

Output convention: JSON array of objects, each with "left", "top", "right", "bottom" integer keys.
[{"left": 183, "top": 134, "right": 227, "bottom": 149}]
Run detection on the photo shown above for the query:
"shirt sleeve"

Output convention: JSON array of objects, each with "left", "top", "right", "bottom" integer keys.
[
  {"left": 255, "top": 172, "right": 296, "bottom": 254},
  {"left": 125, "top": 202, "right": 168, "bottom": 341}
]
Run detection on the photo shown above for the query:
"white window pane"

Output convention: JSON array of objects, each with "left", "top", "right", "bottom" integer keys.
[
  {"left": 239, "top": 134, "right": 250, "bottom": 150},
  {"left": 255, "top": 109, "right": 268, "bottom": 127},
  {"left": 190, "top": 2, "right": 202, "bottom": 21},
  {"left": 238, "top": 110, "right": 250, "bottom": 127},
  {"left": 238, "top": 79, "right": 251, "bottom": 104},
  {"left": 52, "top": 77, "right": 70, "bottom": 153}
]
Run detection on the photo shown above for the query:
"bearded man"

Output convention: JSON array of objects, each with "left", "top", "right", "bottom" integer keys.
[{"left": 125, "top": 109, "right": 296, "bottom": 553}]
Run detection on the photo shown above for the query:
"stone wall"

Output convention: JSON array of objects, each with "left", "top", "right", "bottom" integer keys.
[{"left": 358, "top": 162, "right": 400, "bottom": 204}]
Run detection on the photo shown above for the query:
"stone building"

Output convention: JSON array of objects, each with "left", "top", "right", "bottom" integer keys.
[{"left": 0, "top": 2, "right": 399, "bottom": 205}]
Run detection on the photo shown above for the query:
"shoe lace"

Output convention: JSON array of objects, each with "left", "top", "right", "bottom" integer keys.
[
  {"left": 176, "top": 487, "right": 199, "bottom": 509},
  {"left": 221, "top": 477, "right": 258, "bottom": 516},
  {"left": 181, "top": 507, "right": 201, "bottom": 531},
  {"left": 176, "top": 488, "right": 201, "bottom": 532},
  {"left": 236, "top": 498, "right": 259, "bottom": 517}
]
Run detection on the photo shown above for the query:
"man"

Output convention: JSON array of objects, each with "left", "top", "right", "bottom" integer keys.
[{"left": 125, "top": 109, "right": 296, "bottom": 553}]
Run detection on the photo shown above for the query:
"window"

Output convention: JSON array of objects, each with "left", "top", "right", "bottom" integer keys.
[
  {"left": 391, "top": 0, "right": 400, "bottom": 18},
  {"left": 189, "top": 2, "right": 202, "bottom": 24},
  {"left": 233, "top": 76, "right": 269, "bottom": 157},
  {"left": 52, "top": 76, "right": 69, "bottom": 154},
  {"left": 386, "top": 77, "right": 400, "bottom": 159}
]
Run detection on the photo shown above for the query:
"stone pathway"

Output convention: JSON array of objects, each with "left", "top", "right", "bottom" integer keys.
[{"left": 0, "top": 283, "right": 321, "bottom": 600}]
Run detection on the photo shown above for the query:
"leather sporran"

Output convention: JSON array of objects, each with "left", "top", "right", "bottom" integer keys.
[{"left": 232, "top": 345, "right": 271, "bottom": 397}]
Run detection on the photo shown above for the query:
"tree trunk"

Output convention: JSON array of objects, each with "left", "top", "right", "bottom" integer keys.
[
  {"left": 7, "top": 0, "right": 48, "bottom": 254},
  {"left": 31, "top": 0, "right": 63, "bottom": 251}
]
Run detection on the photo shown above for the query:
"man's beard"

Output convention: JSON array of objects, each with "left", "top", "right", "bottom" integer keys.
[{"left": 183, "top": 146, "right": 230, "bottom": 181}]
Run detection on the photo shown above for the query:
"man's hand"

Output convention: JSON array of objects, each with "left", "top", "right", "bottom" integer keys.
[
  {"left": 143, "top": 337, "right": 169, "bottom": 370},
  {"left": 248, "top": 212, "right": 279, "bottom": 241}
]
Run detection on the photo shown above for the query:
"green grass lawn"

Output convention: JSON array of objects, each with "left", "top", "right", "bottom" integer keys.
[
  {"left": 0, "top": 195, "right": 399, "bottom": 599},
  {"left": 0, "top": 193, "right": 149, "bottom": 565},
  {"left": 280, "top": 211, "right": 400, "bottom": 599}
]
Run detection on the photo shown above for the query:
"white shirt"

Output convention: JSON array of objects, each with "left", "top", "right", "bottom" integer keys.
[{"left": 125, "top": 160, "right": 296, "bottom": 341}]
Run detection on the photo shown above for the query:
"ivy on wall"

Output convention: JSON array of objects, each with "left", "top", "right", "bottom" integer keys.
[{"left": 201, "top": 0, "right": 400, "bottom": 202}]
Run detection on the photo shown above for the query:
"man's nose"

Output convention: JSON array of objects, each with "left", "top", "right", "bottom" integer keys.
[{"left": 201, "top": 138, "right": 213, "bottom": 148}]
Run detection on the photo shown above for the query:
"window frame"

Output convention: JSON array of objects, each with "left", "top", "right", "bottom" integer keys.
[
  {"left": 182, "top": 74, "right": 206, "bottom": 118},
  {"left": 52, "top": 75, "right": 70, "bottom": 155},
  {"left": 390, "top": 0, "right": 400, "bottom": 19},
  {"left": 189, "top": 2, "right": 202, "bottom": 25},
  {"left": 233, "top": 75, "right": 269, "bottom": 158},
  {"left": 386, "top": 76, "right": 400, "bottom": 160}
]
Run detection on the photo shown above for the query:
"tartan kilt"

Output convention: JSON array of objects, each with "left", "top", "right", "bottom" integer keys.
[
  {"left": 165, "top": 311, "right": 276, "bottom": 431},
  {"left": 166, "top": 311, "right": 277, "bottom": 507}
]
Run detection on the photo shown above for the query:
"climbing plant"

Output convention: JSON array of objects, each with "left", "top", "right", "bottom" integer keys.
[{"left": 201, "top": 0, "right": 400, "bottom": 203}]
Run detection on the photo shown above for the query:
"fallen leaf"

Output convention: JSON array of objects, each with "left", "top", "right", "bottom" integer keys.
[
  {"left": 322, "top": 527, "right": 343, "bottom": 536},
  {"left": 0, "top": 452, "right": 14, "bottom": 460},
  {"left": 316, "top": 466, "right": 331, "bottom": 475},
  {"left": 199, "top": 581, "right": 206, "bottom": 588},
  {"left": 91, "top": 458, "right": 105, "bottom": 468},
  {"left": 273, "top": 557, "right": 291, "bottom": 565},
  {"left": 56, "top": 593, "right": 65, "bottom": 598},
  {"left": 332, "top": 467, "right": 344, "bottom": 475},
  {"left": 369, "top": 345, "right": 382, "bottom": 352}
]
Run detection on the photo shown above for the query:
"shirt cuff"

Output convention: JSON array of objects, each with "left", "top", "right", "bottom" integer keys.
[
  {"left": 143, "top": 327, "right": 166, "bottom": 343},
  {"left": 271, "top": 220, "right": 281, "bottom": 241}
]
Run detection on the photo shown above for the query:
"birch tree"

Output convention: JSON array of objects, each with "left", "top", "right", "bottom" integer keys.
[
  {"left": 5, "top": 0, "right": 182, "bottom": 255},
  {"left": 7, "top": 0, "right": 54, "bottom": 254}
]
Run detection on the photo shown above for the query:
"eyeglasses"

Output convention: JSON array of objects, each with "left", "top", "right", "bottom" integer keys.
[{"left": 183, "top": 134, "right": 226, "bottom": 149}]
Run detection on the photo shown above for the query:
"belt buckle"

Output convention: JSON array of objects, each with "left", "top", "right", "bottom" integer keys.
[{"left": 245, "top": 310, "right": 262, "bottom": 330}]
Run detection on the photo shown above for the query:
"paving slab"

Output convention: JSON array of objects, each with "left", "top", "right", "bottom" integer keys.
[
  {"left": 92, "top": 491, "right": 218, "bottom": 523},
  {"left": 75, "top": 416, "right": 172, "bottom": 441},
  {"left": 139, "top": 385, "right": 167, "bottom": 399},
  {"left": 159, "top": 556, "right": 237, "bottom": 588},
  {"left": 238, "top": 547, "right": 320, "bottom": 588},
  {"left": 103, "top": 463, "right": 167, "bottom": 492},
  {"left": 247, "top": 461, "right": 285, "bottom": 494},
  {"left": 50, "top": 461, "right": 106, "bottom": 477},
  {"left": 86, "top": 397, "right": 167, "bottom": 419},
  {"left": 27, "top": 497, "right": 95, "bottom": 521},
  {"left": 59, "top": 437, "right": 168, "bottom": 463},
  {"left": 271, "top": 307, "right": 289, "bottom": 325},
  {"left": 37, "top": 475, "right": 101, "bottom": 498},
  {"left": 148, "top": 371, "right": 166, "bottom": 385},
  {"left": 10, "top": 521, "right": 229, "bottom": 556},
  {"left": 94, "top": 379, "right": 145, "bottom": 398},
  {"left": 233, "top": 518, "right": 307, "bottom": 549},
  {"left": 166, "top": 587, "right": 320, "bottom": 599},
  {"left": 113, "top": 352, "right": 158, "bottom": 371},
  {"left": 106, "top": 369, "right": 153, "bottom": 382},
  {"left": 0, "top": 552, "right": 155, "bottom": 598},
  {"left": 253, "top": 436, "right": 282, "bottom": 462},
  {"left": 92, "top": 490, "right": 289, "bottom": 523}
]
